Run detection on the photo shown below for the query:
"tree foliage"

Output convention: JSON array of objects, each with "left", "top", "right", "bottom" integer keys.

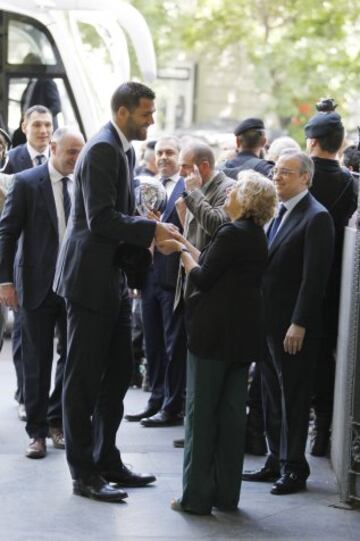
[{"left": 130, "top": 0, "right": 360, "bottom": 135}]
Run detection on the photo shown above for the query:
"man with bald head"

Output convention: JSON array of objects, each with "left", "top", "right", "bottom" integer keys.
[{"left": 0, "top": 127, "right": 85, "bottom": 459}]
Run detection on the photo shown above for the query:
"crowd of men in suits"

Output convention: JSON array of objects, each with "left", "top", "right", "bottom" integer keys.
[{"left": 0, "top": 81, "right": 357, "bottom": 503}]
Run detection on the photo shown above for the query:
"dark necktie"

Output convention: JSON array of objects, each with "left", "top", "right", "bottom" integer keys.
[
  {"left": 267, "top": 203, "right": 287, "bottom": 245},
  {"left": 61, "top": 177, "right": 71, "bottom": 224},
  {"left": 161, "top": 177, "right": 171, "bottom": 188},
  {"left": 125, "top": 148, "right": 133, "bottom": 179},
  {"left": 35, "top": 154, "right": 46, "bottom": 166}
]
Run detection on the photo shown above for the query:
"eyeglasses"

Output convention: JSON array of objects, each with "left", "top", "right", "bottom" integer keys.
[{"left": 271, "top": 167, "right": 301, "bottom": 177}]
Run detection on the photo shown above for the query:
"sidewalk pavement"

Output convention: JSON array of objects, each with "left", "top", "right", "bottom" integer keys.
[{"left": 0, "top": 337, "right": 359, "bottom": 541}]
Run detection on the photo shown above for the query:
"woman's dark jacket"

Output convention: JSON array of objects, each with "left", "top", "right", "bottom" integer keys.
[{"left": 185, "top": 218, "right": 268, "bottom": 363}]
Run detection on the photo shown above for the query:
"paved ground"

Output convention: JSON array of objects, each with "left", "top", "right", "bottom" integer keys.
[{"left": 0, "top": 337, "right": 359, "bottom": 541}]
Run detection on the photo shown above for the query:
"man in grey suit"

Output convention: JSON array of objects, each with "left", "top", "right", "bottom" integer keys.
[{"left": 54, "top": 82, "right": 177, "bottom": 502}]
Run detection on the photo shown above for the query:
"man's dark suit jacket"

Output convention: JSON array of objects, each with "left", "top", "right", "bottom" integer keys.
[
  {"left": 3, "top": 144, "right": 33, "bottom": 175},
  {"left": 0, "top": 163, "right": 60, "bottom": 309},
  {"left": 186, "top": 219, "right": 268, "bottom": 364},
  {"left": 263, "top": 193, "right": 335, "bottom": 338},
  {"left": 152, "top": 178, "right": 185, "bottom": 290},
  {"left": 54, "top": 122, "right": 156, "bottom": 311}
]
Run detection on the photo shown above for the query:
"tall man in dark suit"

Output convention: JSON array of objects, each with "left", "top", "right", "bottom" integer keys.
[
  {"left": 243, "top": 151, "right": 334, "bottom": 494},
  {"left": 0, "top": 127, "right": 85, "bottom": 458},
  {"left": 305, "top": 111, "right": 357, "bottom": 456},
  {"left": 54, "top": 82, "right": 177, "bottom": 502},
  {"left": 3, "top": 105, "right": 53, "bottom": 420},
  {"left": 126, "top": 136, "right": 187, "bottom": 427}
]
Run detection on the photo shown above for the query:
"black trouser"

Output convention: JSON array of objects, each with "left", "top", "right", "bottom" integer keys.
[
  {"left": 63, "top": 280, "right": 133, "bottom": 480},
  {"left": 261, "top": 334, "right": 320, "bottom": 478},
  {"left": 21, "top": 291, "right": 66, "bottom": 438},
  {"left": 141, "top": 269, "right": 187, "bottom": 415},
  {"left": 12, "top": 310, "right": 24, "bottom": 404},
  {"left": 312, "top": 299, "right": 338, "bottom": 431}
]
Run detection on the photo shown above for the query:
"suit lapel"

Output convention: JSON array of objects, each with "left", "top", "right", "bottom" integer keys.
[
  {"left": 162, "top": 178, "right": 185, "bottom": 222},
  {"left": 269, "top": 194, "right": 310, "bottom": 257},
  {"left": 38, "top": 166, "right": 58, "bottom": 235},
  {"left": 20, "top": 146, "right": 33, "bottom": 170}
]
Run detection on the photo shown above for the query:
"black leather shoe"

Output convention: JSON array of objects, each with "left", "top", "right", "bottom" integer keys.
[
  {"left": 270, "top": 473, "right": 306, "bottom": 495},
  {"left": 242, "top": 466, "right": 280, "bottom": 482},
  {"left": 141, "top": 410, "right": 184, "bottom": 427},
  {"left": 124, "top": 406, "right": 159, "bottom": 422},
  {"left": 102, "top": 464, "right": 156, "bottom": 487},
  {"left": 173, "top": 438, "right": 184, "bottom": 448},
  {"left": 310, "top": 430, "right": 330, "bottom": 457},
  {"left": 73, "top": 475, "right": 128, "bottom": 502}
]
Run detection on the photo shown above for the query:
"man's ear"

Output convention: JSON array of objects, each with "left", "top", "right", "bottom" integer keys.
[
  {"left": 115, "top": 106, "right": 129, "bottom": 127},
  {"left": 21, "top": 120, "right": 27, "bottom": 135}
]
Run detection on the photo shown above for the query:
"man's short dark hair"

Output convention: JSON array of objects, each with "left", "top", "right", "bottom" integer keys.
[
  {"left": 343, "top": 145, "right": 360, "bottom": 173},
  {"left": 111, "top": 82, "right": 155, "bottom": 114},
  {"left": 238, "top": 129, "right": 265, "bottom": 151},
  {"left": 24, "top": 105, "right": 51, "bottom": 122},
  {"left": 315, "top": 126, "right": 344, "bottom": 154}
]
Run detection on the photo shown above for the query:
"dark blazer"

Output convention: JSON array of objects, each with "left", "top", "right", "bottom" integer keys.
[
  {"left": 152, "top": 177, "right": 185, "bottom": 290},
  {"left": 0, "top": 163, "right": 60, "bottom": 309},
  {"left": 186, "top": 219, "right": 268, "bottom": 363},
  {"left": 220, "top": 151, "right": 274, "bottom": 179},
  {"left": 54, "top": 122, "right": 156, "bottom": 311},
  {"left": 310, "top": 157, "right": 357, "bottom": 307},
  {"left": 3, "top": 144, "right": 33, "bottom": 175},
  {"left": 263, "top": 193, "right": 335, "bottom": 339}
]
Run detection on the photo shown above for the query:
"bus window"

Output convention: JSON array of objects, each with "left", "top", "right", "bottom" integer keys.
[
  {"left": 8, "top": 19, "right": 57, "bottom": 65},
  {"left": 8, "top": 77, "right": 79, "bottom": 142}
]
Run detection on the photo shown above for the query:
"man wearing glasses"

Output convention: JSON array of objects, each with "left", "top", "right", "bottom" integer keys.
[{"left": 243, "top": 151, "right": 334, "bottom": 495}]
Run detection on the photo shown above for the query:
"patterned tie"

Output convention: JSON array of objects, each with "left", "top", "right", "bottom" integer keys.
[
  {"left": 267, "top": 203, "right": 287, "bottom": 245},
  {"left": 35, "top": 154, "right": 46, "bottom": 165},
  {"left": 61, "top": 177, "right": 71, "bottom": 224}
]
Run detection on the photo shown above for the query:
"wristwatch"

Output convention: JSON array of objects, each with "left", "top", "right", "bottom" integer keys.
[
  {"left": 182, "top": 190, "right": 189, "bottom": 198},
  {"left": 179, "top": 246, "right": 190, "bottom": 253}
]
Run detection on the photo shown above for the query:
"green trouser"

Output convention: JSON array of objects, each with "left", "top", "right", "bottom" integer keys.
[{"left": 181, "top": 351, "right": 249, "bottom": 514}]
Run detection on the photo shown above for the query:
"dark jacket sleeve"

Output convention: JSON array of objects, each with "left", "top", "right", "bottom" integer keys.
[
  {"left": 189, "top": 224, "right": 238, "bottom": 291},
  {"left": 0, "top": 177, "right": 26, "bottom": 282},
  {"left": 80, "top": 142, "right": 156, "bottom": 247},
  {"left": 292, "top": 210, "right": 335, "bottom": 327}
]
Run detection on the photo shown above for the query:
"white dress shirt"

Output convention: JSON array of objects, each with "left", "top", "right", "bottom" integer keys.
[
  {"left": 48, "top": 161, "right": 73, "bottom": 244},
  {"left": 26, "top": 143, "right": 50, "bottom": 167},
  {"left": 276, "top": 189, "right": 308, "bottom": 234}
]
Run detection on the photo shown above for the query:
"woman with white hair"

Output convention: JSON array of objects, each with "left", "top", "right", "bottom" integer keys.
[{"left": 158, "top": 170, "right": 277, "bottom": 515}]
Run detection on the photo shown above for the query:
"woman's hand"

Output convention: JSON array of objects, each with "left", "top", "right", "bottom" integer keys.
[
  {"left": 147, "top": 209, "right": 161, "bottom": 221},
  {"left": 157, "top": 239, "right": 183, "bottom": 255}
]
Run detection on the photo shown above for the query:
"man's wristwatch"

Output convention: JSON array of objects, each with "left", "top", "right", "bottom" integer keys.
[
  {"left": 179, "top": 246, "right": 190, "bottom": 254},
  {"left": 182, "top": 190, "right": 189, "bottom": 198}
]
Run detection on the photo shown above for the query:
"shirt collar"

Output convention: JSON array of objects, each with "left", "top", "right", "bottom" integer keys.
[
  {"left": 26, "top": 142, "right": 50, "bottom": 161},
  {"left": 48, "top": 160, "right": 74, "bottom": 184},
  {"left": 202, "top": 171, "right": 217, "bottom": 195},
  {"left": 111, "top": 120, "right": 131, "bottom": 152},
  {"left": 282, "top": 189, "right": 308, "bottom": 212}
]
